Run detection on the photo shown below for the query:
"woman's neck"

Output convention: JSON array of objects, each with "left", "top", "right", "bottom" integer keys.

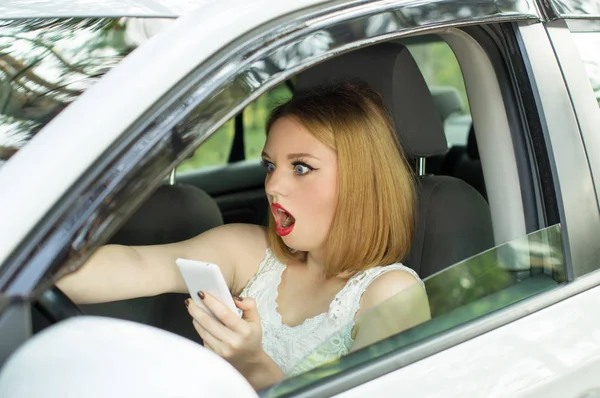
[{"left": 304, "top": 250, "right": 327, "bottom": 280}]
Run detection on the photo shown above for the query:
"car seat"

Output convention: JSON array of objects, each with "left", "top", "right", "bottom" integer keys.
[
  {"left": 442, "top": 125, "right": 487, "bottom": 201},
  {"left": 81, "top": 183, "right": 223, "bottom": 343}
]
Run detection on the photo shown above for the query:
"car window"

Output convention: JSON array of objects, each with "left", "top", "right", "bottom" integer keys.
[
  {"left": 266, "top": 225, "right": 566, "bottom": 395},
  {"left": 177, "top": 82, "right": 292, "bottom": 172},
  {"left": 568, "top": 20, "right": 600, "bottom": 107},
  {"left": 176, "top": 120, "right": 235, "bottom": 172},
  {"left": 244, "top": 83, "right": 293, "bottom": 160},
  {"left": 0, "top": 17, "right": 170, "bottom": 169},
  {"left": 407, "top": 40, "right": 471, "bottom": 147}
]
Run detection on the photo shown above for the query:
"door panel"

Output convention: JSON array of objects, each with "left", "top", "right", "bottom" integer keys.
[{"left": 334, "top": 280, "right": 600, "bottom": 398}]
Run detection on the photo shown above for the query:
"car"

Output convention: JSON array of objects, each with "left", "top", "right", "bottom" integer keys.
[{"left": 0, "top": 0, "right": 600, "bottom": 396}]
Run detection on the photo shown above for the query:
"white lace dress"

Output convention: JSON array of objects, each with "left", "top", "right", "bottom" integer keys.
[{"left": 240, "top": 249, "right": 423, "bottom": 376}]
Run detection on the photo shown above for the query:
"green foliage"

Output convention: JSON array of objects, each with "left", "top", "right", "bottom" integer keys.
[{"left": 408, "top": 41, "right": 469, "bottom": 112}]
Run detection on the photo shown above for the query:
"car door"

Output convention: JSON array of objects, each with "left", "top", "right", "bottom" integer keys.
[{"left": 260, "top": 1, "right": 600, "bottom": 396}]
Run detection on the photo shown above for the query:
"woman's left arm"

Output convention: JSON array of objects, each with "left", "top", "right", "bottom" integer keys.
[
  {"left": 350, "top": 271, "right": 431, "bottom": 352},
  {"left": 186, "top": 292, "right": 285, "bottom": 390}
]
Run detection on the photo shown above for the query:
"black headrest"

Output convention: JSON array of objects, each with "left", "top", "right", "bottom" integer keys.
[
  {"left": 109, "top": 184, "right": 223, "bottom": 246},
  {"left": 466, "top": 125, "right": 479, "bottom": 160},
  {"left": 296, "top": 42, "right": 447, "bottom": 158}
]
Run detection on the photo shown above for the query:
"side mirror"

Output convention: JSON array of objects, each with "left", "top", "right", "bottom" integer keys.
[{"left": 0, "top": 316, "right": 258, "bottom": 398}]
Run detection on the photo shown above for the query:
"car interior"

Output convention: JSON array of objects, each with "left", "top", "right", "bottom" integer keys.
[{"left": 29, "top": 29, "right": 565, "bottom": 371}]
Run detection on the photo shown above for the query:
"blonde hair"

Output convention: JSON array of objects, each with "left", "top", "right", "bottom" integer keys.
[{"left": 266, "top": 82, "right": 416, "bottom": 278}]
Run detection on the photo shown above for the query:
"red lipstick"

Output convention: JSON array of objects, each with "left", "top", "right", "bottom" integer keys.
[{"left": 271, "top": 203, "right": 295, "bottom": 237}]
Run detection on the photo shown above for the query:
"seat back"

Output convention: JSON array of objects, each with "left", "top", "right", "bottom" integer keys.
[
  {"left": 444, "top": 126, "right": 487, "bottom": 201},
  {"left": 296, "top": 42, "right": 494, "bottom": 278},
  {"left": 81, "top": 184, "right": 223, "bottom": 343}
]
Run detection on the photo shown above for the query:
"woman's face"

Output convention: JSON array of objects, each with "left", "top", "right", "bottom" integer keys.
[{"left": 262, "top": 116, "right": 338, "bottom": 254}]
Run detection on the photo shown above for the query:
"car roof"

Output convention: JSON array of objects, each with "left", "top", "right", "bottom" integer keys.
[{"left": 0, "top": 0, "right": 197, "bottom": 19}]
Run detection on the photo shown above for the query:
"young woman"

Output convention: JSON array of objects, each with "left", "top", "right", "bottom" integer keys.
[{"left": 58, "top": 82, "right": 431, "bottom": 389}]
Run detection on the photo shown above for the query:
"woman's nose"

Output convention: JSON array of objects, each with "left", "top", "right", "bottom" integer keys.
[{"left": 265, "top": 168, "right": 288, "bottom": 198}]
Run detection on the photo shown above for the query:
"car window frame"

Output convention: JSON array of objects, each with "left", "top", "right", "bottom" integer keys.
[
  {"left": 517, "top": 19, "right": 600, "bottom": 279},
  {"left": 545, "top": 18, "right": 600, "bottom": 228}
]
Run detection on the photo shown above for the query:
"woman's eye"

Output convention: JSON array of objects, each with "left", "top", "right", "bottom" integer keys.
[
  {"left": 261, "top": 160, "right": 275, "bottom": 173},
  {"left": 293, "top": 163, "right": 312, "bottom": 175}
]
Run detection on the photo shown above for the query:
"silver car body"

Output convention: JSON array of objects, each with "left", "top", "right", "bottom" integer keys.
[{"left": 0, "top": 0, "right": 599, "bottom": 396}]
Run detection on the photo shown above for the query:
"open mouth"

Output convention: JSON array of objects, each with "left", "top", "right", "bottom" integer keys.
[{"left": 271, "top": 204, "right": 296, "bottom": 236}]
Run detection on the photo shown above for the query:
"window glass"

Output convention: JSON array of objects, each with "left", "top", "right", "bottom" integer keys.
[
  {"left": 244, "top": 83, "right": 293, "bottom": 160},
  {"left": 266, "top": 225, "right": 566, "bottom": 395},
  {"left": 0, "top": 18, "right": 169, "bottom": 169},
  {"left": 408, "top": 40, "right": 471, "bottom": 147},
  {"left": 568, "top": 20, "right": 600, "bottom": 107},
  {"left": 177, "top": 82, "right": 292, "bottom": 173},
  {"left": 176, "top": 121, "right": 234, "bottom": 172}
]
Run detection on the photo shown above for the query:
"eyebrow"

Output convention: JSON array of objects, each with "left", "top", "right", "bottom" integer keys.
[{"left": 261, "top": 151, "right": 320, "bottom": 160}]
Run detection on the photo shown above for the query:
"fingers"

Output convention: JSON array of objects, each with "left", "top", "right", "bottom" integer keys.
[
  {"left": 192, "top": 319, "right": 245, "bottom": 360},
  {"left": 198, "top": 291, "right": 247, "bottom": 332},
  {"left": 186, "top": 298, "right": 236, "bottom": 342},
  {"left": 187, "top": 294, "right": 264, "bottom": 364},
  {"left": 233, "top": 296, "right": 260, "bottom": 323},
  {"left": 193, "top": 320, "right": 220, "bottom": 352}
]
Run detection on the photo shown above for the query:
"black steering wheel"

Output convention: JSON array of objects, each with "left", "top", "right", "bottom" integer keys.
[{"left": 35, "top": 286, "right": 83, "bottom": 323}]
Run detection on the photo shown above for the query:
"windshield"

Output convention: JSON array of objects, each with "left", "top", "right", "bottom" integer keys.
[
  {"left": 265, "top": 224, "right": 565, "bottom": 396},
  {"left": 0, "top": 17, "right": 173, "bottom": 169}
]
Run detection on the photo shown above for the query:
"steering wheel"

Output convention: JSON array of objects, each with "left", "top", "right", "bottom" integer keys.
[{"left": 34, "top": 286, "right": 83, "bottom": 323}]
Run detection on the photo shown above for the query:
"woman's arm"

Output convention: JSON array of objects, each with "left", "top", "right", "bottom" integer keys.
[
  {"left": 350, "top": 271, "right": 431, "bottom": 352},
  {"left": 57, "top": 223, "right": 268, "bottom": 304}
]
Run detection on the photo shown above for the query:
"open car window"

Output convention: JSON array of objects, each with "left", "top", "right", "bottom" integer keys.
[{"left": 264, "top": 224, "right": 565, "bottom": 396}]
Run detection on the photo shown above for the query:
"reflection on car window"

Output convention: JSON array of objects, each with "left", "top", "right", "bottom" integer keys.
[
  {"left": 0, "top": 18, "right": 170, "bottom": 168},
  {"left": 568, "top": 20, "right": 600, "bottom": 107},
  {"left": 265, "top": 225, "right": 566, "bottom": 396}
]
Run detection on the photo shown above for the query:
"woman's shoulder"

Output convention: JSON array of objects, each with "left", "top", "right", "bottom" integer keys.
[
  {"left": 216, "top": 222, "right": 267, "bottom": 254},
  {"left": 357, "top": 265, "right": 426, "bottom": 316},
  {"left": 210, "top": 223, "right": 266, "bottom": 243},
  {"left": 217, "top": 224, "right": 269, "bottom": 293},
  {"left": 218, "top": 222, "right": 267, "bottom": 238}
]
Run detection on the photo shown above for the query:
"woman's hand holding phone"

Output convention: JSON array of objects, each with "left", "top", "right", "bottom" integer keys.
[
  {"left": 185, "top": 292, "right": 271, "bottom": 379},
  {"left": 178, "top": 258, "right": 285, "bottom": 388}
]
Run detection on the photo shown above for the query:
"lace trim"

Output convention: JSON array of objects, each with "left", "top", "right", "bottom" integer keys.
[{"left": 241, "top": 249, "right": 424, "bottom": 375}]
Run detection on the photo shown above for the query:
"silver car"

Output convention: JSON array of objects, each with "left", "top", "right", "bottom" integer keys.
[{"left": 0, "top": 0, "right": 599, "bottom": 396}]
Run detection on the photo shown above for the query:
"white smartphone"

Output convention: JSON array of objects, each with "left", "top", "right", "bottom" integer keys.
[{"left": 176, "top": 258, "right": 242, "bottom": 320}]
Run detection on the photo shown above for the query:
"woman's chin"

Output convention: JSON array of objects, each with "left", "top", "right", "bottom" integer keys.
[
  {"left": 280, "top": 236, "right": 314, "bottom": 254},
  {"left": 280, "top": 234, "right": 302, "bottom": 251}
]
